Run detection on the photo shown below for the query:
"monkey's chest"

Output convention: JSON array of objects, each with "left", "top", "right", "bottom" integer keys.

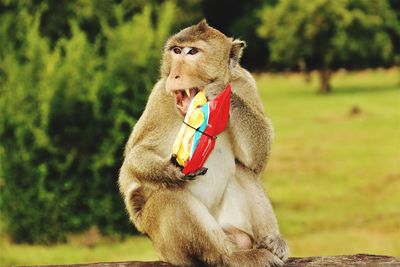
[{"left": 187, "top": 131, "right": 235, "bottom": 212}]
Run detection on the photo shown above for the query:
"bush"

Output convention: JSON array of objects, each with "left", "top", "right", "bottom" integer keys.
[{"left": 0, "top": 2, "right": 175, "bottom": 243}]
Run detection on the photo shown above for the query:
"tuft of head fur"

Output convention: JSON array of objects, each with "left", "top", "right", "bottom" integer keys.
[{"left": 169, "top": 19, "right": 228, "bottom": 45}]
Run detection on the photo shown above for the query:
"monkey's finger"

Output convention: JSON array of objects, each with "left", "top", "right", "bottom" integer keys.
[
  {"left": 182, "top": 172, "right": 196, "bottom": 180},
  {"left": 196, "top": 167, "right": 208, "bottom": 176},
  {"left": 184, "top": 167, "right": 208, "bottom": 180},
  {"left": 183, "top": 175, "right": 196, "bottom": 180},
  {"left": 170, "top": 154, "right": 183, "bottom": 168}
]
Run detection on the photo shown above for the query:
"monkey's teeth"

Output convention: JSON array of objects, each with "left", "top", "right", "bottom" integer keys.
[{"left": 185, "top": 89, "right": 191, "bottom": 98}]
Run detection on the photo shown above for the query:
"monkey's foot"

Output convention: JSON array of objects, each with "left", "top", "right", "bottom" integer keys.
[{"left": 257, "top": 234, "right": 289, "bottom": 262}]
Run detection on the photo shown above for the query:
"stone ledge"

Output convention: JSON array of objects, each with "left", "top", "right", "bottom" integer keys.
[{"left": 23, "top": 254, "right": 400, "bottom": 267}]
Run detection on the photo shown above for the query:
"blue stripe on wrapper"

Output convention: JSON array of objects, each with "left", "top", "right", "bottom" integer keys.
[{"left": 190, "top": 103, "right": 210, "bottom": 159}]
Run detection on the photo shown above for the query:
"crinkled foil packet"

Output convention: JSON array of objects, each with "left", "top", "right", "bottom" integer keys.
[{"left": 171, "top": 84, "right": 231, "bottom": 176}]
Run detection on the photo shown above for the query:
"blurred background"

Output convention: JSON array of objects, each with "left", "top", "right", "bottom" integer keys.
[{"left": 0, "top": 0, "right": 399, "bottom": 265}]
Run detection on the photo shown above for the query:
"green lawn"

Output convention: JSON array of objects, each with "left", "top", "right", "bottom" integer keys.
[
  {"left": 257, "top": 68, "right": 400, "bottom": 256},
  {"left": 1, "top": 68, "right": 399, "bottom": 266}
]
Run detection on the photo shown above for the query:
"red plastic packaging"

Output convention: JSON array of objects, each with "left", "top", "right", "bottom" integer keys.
[{"left": 182, "top": 84, "right": 231, "bottom": 174}]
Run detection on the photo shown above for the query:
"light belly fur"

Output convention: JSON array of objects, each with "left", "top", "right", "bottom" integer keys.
[
  {"left": 187, "top": 131, "right": 253, "bottom": 236},
  {"left": 187, "top": 131, "right": 235, "bottom": 213}
]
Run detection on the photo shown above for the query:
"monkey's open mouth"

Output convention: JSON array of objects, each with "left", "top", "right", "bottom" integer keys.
[{"left": 175, "top": 87, "right": 200, "bottom": 116}]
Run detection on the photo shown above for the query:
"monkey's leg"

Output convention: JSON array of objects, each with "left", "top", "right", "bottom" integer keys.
[
  {"left": 141, "top": 188, "right": 282, "bottom": 267},
  {"left": 236, "top": 167, "right": 290, "bottom": 262}
]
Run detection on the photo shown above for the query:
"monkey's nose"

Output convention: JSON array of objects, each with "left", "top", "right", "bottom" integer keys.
[{"left": 174, "top": 75, "right": 180, "bottom": 79}]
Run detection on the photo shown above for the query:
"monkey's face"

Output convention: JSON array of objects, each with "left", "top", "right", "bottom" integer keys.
[
  {"left": 164, "top": 41, "right": 211, "bottom": 116},
  {"left": 162, "top": 20, "right": 236, "bottom": 117}
]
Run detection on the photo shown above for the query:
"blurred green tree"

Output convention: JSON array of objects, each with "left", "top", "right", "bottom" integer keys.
[
  {"left": 202, "top": 0, "right": 278, "bottom": 70},
  {"left": 0, "top": 1, "right": 175, "bottom": 243},
  {"left": 257, "top": 0, "right": 400, "bottom": 93}
]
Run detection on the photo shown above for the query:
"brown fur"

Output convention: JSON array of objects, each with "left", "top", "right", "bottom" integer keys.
[{"left": 119, "top": 20, "right": 289, "bottom": 266}]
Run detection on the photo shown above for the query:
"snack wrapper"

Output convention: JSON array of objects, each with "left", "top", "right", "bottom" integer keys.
[{"left": 172, "top": 84, "right": 231, "bottom": 175}]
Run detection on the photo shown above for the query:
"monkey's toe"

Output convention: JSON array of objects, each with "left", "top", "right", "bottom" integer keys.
[
  {"left": 259, "top": 249, "right": 284, "bottom": 267},
  {"left": 257, "top": 234, "right": 289, "bottom": 262}
]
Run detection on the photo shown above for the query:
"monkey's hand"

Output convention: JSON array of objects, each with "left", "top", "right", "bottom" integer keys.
[
  {"left": 204, "top": 80, "right": 226, "bottom": 100},
  {"left": 161, "top": 157, "right": 207, "bottom": 187},
  {"left": 160, "top": 158, "right": 188, "bottom": 187},
  {"left": 170, "top": 154, "right": 208, "bottom": 182}
]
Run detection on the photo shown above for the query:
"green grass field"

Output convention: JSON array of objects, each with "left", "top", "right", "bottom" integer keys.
[{"left": 1, "top": 68, "right": 399, "bottom": 266}]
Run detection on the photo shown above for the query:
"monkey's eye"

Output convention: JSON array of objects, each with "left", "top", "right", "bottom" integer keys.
[
  {"left": 188, "top": 48, "right": 199, "bottom": 55},
  {"left": 172, "top": 47, "right": 182, "bottom": 54}
]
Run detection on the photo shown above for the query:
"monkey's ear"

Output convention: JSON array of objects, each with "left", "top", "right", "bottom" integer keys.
[
  {"left": 229, "top": 39, "right": 246, "bottom": 69},
  {"left": 196, "top": 19, "right": 209, "bottom": 31}
]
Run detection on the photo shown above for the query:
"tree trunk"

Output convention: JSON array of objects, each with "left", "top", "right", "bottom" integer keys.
[
  {"left": 318, "top": 68, "right": 331, "bottom": 93},
  {"left": 298, "top": 59, "right": 311, "bottom": 83}
]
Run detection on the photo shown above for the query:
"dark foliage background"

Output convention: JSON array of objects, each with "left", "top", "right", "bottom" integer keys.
[{"left": 0, "top": 0, "right": 175, "bottom": 243}]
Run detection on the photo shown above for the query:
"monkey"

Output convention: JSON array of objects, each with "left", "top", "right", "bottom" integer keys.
[{"left": 118, "top": 20, "right": 289, "bottom": 267}]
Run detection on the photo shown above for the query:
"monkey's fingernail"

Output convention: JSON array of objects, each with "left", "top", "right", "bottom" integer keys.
[{"left": 185, "top": 89, "right": 191, "bottom": 97}]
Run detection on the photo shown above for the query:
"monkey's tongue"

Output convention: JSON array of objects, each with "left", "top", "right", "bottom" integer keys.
[{"left": 176, "top": 88, "right": 199, "bottom": 115}]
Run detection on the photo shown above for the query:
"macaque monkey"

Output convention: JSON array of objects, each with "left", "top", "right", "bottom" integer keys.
[{"left": 118, "top": 20, "right": 289, "bottom": 267}]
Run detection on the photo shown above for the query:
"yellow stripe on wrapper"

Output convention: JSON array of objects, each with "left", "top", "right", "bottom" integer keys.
[{"left": 172, "top": 91, "right": 207, "bottom": 166}]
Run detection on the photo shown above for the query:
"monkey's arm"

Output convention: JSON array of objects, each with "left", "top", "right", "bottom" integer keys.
[
  {"left": 204, "top": 76, "right": 272, "bottom": 175},
  {"left": 121, "top": 145, "right": 186, "bottom": 188},
  {"left": 229, "top": 92, "right": 273, "bottom": 175},
  {"left": 228, "top": 70, "right": 274, "bottom": 175},
  {"left": 120, "top": 82, "right": 186, "bottom": 188}
]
